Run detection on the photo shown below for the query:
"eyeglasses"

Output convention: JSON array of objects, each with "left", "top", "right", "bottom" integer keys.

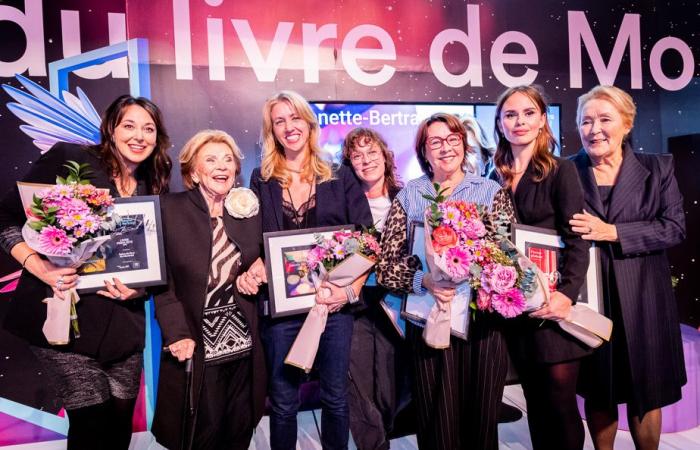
[
  {"left": 349, "top": 149, "right": 382, "bottom": 164},
  {"left": 426, "top": 133, "right": 462, "bottom": 151}
]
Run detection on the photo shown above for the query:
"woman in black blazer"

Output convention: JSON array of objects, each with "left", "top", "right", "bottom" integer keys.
[
  {"left": 493, "top": 86, "right": 591, "bottom": 450},
  {"left": 340, "top": 127, "right": 411, "bottom": 450},
  {"left": 0, "top": 96, "right": 172, "bottom": 449},
  {"left": 245, "top": 91, "right": 372, "bottom": 450},
  {"left": 570, "top": 85, "right": 686, "bottom": 450},
  {"left": 152, "top": 130, "right": 266, "bottom": 450}
]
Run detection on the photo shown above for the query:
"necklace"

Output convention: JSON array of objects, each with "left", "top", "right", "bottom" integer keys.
[
  {"left": 116, "top": 178, "right": 137, "bottom": 197},
  {"left": 285, "top": 165, "right": 303, "bottom": 174}
]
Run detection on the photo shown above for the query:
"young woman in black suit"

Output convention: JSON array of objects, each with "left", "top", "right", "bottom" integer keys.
[
  {"left": 493, "top": 85, "right": 591, "bottom": 450},
  {"left": 0, "top": 96, "right": 172, "bottom": 449},
  {"left": 241, "top": 91, "right": 372, "bottom": 450}
]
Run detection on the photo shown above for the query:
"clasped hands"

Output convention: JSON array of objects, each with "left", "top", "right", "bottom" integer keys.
[{"left": 236, "top": 257, "right": 267, "bottom": 295}]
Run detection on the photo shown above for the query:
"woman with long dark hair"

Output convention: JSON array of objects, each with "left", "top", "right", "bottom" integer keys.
[
  {"left": 493, "top": 85, "right": 591, "bottom": 450},
  {"left": 0, "top": 95, "right": 172, "bottom": 450}
]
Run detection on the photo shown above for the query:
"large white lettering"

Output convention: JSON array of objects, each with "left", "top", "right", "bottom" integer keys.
[
  {"left": 649, "top": 37, "right": 694, "bottom": 91},
  {"left": 341, "top": 24, "right": 396, "bottom": 87},
  {"left": 0, "top": 0, "right": 45, "bottom": 77},
  {"left": 568, "top": 11, "right": 642, "bottom": 88},
  {"left": 429, "top": 4, "right": 482, "bottom": 88},
  {"left": 490, "top": 31, "right": 538, "bottom": 86},
  {"left": 231, "top": 19, "right": 293, "bottom": 82},
  {"left": 60, "top": 11, "right": 127, "bottom": 79}
]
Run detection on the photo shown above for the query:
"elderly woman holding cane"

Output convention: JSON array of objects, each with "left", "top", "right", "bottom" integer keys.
[
  {"left": 570, "top": 85, "right": 686, "bottom": 450},
  {"left": 376, "top": 113, "right": 515, "bottom": 450},
  {"left": 152, "top": 130, "right": 266, "bottom": 450}
]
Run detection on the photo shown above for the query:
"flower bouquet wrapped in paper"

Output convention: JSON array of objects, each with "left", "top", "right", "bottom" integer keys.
[
  {"left": 422, "top": 183, "right": 548, "bottom": 348},
  {"left": 18, "top": 161, "right": 118, "bottom": 345},
  {"left": 285, "top": 229, "right": 379, "bottom": 372}
]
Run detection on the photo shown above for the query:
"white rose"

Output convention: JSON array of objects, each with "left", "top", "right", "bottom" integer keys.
[{"left": 225, "top": 187, "right": 260, "bottom": 219}]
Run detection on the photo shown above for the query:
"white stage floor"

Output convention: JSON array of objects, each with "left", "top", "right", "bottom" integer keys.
[{"left": 5, "top": 386, "right": 700, "bottom": 449}]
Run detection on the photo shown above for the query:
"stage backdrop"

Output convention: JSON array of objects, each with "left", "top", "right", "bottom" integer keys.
[{"left": 0, "top": 0, "right": 698, "bottom": 446}]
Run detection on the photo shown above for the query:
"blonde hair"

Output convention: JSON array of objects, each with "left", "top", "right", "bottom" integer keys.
[
  {"left": 494, "top": 85, "right": 557, "bottom": 189},
  {"left": 461, "top": 116, "right": 494, "bottom": 174},
  {"left": 576, "top": 85, "right": 636, "bottom": 130},
  {"left": 260, "top": 91, "right": 332, "bottom": 187},
  {"left": 179, "top": 129, "right": 243, "bottom": 190}
]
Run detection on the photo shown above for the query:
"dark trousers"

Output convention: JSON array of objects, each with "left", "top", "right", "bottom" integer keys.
[
  {"left": 348, "top": 306, "right": 411, "bottom": 450},
  {"left": 407, "top": 315, "right": 508, "bottom": 450},
  {"left": 262, "top": 311, "right": 353, "bottom": 450},
  {"left": 192, "top": 357, "right": 254, "bottom": 450}
]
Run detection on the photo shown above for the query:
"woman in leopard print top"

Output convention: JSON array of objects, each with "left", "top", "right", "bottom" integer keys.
[{"left": 376, "top": 113, "right": 515, "bottom": 450}]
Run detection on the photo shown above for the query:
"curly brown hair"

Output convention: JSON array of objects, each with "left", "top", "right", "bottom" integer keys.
[
  {"left": 341, "top": 127, "right": 402, "bottom": 195},
  {"left": 93, "top": 95, "right": 172, "bottom": 194}
]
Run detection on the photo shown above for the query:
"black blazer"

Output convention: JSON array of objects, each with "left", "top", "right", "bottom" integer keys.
[
  {"left": 152, "top": 188, "right": 267, "bottom": 449},
  {"left": 250, "top": 164, "right": 373, "bottom": 233},
  {"left": 571, "top": 147, "right": 686, "bottom": 414},
  {"left": 494, "top": 157, "right": 592, "bottom": 363},
  {"left": 0, "top": 142, "right": 147, "bottom": 363}
]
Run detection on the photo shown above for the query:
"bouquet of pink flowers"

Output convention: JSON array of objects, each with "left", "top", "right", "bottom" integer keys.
[
  {"left": 306, "top": 230, "right": 380, "bottom": 277},
  {"left": 422, "top": 184, "right": 546, "bottom": 347},
  {"left": 19, "top": 161, "right": 118, "bottom": 344},
  {"left": 285, "top": 229, "right": 379, "bottom": 372}
]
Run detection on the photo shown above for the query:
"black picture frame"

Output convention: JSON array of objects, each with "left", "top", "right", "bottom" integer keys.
[
  {"left": 76, "top": 195, "right": 166, "bottom": 293},
  {"left": 263, "top": 225, "right": 354, "bottom": 318}
]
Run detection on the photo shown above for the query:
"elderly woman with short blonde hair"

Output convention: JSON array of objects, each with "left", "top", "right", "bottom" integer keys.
[{"left": 152, "top": 129, "right": 266, "bottom": 450}]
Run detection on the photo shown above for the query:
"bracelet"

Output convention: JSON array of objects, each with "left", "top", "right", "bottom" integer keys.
[
  {"left": 22, "top": 252, "right": 38, "bottom": 268},
  {"left": 345, "top": 285, "right": 359, "bottom": 304}
]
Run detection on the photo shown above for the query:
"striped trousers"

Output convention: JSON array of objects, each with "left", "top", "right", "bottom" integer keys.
[{"left": 406, "top": 315, "right": 508, "bottom": 450}]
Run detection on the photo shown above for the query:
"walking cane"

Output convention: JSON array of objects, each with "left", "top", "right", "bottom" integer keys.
[{"left": 181, "top": 357, "right": 194, "bottom": 450}]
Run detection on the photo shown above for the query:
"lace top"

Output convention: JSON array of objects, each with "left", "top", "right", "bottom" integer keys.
[{"left": 281, "top": 194, "right": 317, "bottom": 230}]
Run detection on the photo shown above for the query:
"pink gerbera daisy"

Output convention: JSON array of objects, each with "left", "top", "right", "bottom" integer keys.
[
  {"left": 491, "top": 288, "right": 526, "bottom": 318},
  {"left": 38, "top": 225, "right": 75, "bottom": 255},
  {"left": 443, "top": 246, "right": 470, "bottom": 279}
]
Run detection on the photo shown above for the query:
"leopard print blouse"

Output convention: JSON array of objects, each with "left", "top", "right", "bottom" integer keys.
[{"left": 376, "top": 187, "right": 515, "bottom": 294}]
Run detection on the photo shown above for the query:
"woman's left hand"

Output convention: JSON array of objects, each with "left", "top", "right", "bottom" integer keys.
[
  {"left": 529, "top": 291, "right": 573, "bottom": 321},
  {"left": 97, "top": 278, "right": 146, "bottom": 301},
  {"left": 315, "top": 281, "right": 349, "bottom": 313},
  {"left": 570, "top": 209, "right": 618, "bottom": 242}
]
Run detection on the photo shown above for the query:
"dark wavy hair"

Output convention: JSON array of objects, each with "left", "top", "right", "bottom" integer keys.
[
  {"left": 341, "top": 127, "right": 402, "bottom": 195},
  {"left": 93, "top": 95, "right": 172, "bottom": 194},
  {"left": 493, "top": 85, "right": 557, "bottom": 189},
  {"left": 414, "top": 113, "right": 473, "bottom": 179}
]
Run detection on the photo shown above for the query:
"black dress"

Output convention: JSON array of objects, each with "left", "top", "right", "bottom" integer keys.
[
  {"left": 0, "top": 142, "right": 146, "bottom": 363},
  {"left": 497, "top": 157, "right": 593, "bottom": 363}
]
